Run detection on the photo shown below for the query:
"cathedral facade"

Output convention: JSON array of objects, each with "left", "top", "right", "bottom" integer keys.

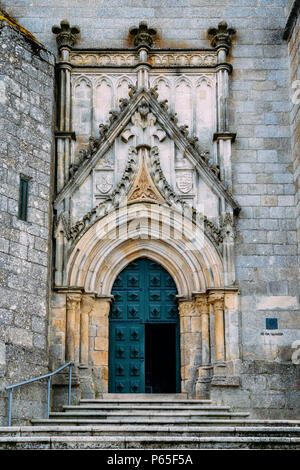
[{"left": 0, "top": 1, "right": 299, "bottom": 426}]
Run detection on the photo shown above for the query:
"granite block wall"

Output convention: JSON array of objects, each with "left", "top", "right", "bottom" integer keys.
[
  {"left": 0, "top": 18, "right": 55, "bottom": 424},
  {"left": 0, "top": 0, "right": 298, "bottom": 417},
  {"left": 3, "top": 0, "right": 296, "bottom": 362},
  {"left": 288, "top": 8, "right": 300, "bottom": 262},
  {"left": 211, "top": 360, "right": 300, "bottom": 419}
]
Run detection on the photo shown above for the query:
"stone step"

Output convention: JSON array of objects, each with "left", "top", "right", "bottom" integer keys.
[
  {"left": 1, "top": 425, "right": 300, "bottom": 437},
  {"left": 63, "top": 402, "right": 230, "bottom": 411},
  {"left": 14, "top": 395, "right": 298, "bottom": 450},
  {"left": 31, "top": 418, "right": 300, "bottom": 427},
  {"left": 80, "top": 399, "right": 212, "bottom": 405},
  {"left": 101, "top": 393, "right": 188, "bottom": 400},
  {"left": 49, "top": 411, "right": 250, "bottom": 419},
  {"left": 0, "top": 435, "right": 299, "bottom": 450}
]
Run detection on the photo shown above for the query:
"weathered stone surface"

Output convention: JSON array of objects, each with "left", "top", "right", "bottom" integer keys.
[
  {"left": 211, "top": 376, "right": 240, "bottom": 387},
  {"left": 0, "top": 1, "right": 299, "bottom": 424},
  {"left": 0, "top": 18, "right": 54, "bottom": 425}
]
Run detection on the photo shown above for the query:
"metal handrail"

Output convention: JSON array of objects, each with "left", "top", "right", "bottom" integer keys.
[{"left": 5, "top": 361, "right": 73, "bottom": 426}]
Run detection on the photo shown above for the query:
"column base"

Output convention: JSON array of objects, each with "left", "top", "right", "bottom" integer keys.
[
  {"left": 51, "top": 367, "right": 80, "bottom": 411},
  {"left": 195, "top": 365, "right": 213, "bottom": 399},
  {"left": 78, "top": 365, "right": 95, "bottom": 399},
  {"left": 211, "top": 360, "right": 241, "bottom": 387}
]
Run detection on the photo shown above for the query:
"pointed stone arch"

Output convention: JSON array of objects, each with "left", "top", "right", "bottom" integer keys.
[
  {"left": 151, "top": 75, "right": 171, "bottom": 104},
  {"left": 72, "top": 76, "right": 93, "bottom": 137},
  {"left": 174, "top": 76, "right": 193, "bottom": 129},
  {"left": 61, "top": 201, "right": 226, "bottom": 395},
  {"left": 67, "top": 202, "right": 224, "bottom": 297},
  {"left": 93, "top": 76, "right": 114, "bottom": 131},
  {"left": 116, "top": 75, "right": 135, "bottom": 106}
]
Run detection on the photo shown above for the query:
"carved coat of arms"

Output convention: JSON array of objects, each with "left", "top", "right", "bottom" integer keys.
[
  {"left": 176, "top": 172, "right": 193, "bottom": 194},
  {"left": 96, "top": 174, "right": 113, "bottom": 194}
]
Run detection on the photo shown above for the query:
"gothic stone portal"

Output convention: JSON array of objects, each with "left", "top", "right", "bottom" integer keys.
[
  {"left": 50, "top": 20, "right": 242, "bottom": 400},
  {"left": 109, "top": 258, "right": 181, "bottom": 394}
]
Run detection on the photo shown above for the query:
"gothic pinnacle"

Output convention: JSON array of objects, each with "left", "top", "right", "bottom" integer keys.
[
  {"left": 52, "top": 20, "right": 80, "bottom": 50},
  {"left": 207, "top": 21, "right": 236, "bottom": 53},
  {"left": 129, "top": 21, "right": 157, "bottom": 48}
]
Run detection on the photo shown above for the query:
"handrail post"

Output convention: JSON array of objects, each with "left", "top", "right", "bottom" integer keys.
[
  {"left": 47, "top": 376, "right": 51, "bottom": 419},
  {"left": 68, "top": 363, "right": 72, "bottom": 406},
  {"left": 8, "top": 390, "right": 13, "bottom": 427},
  {"left": 5, "top": 361, "right": 73, "bottom": 425}
]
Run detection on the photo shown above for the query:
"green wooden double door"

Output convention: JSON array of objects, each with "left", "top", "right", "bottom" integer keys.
[{"left": 109, "top": 258, "right": 181, "bottom": 393}]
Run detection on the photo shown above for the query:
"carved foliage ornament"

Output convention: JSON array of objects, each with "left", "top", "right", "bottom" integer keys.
[
  {"left": 69, "top": 52, "right": 218, "bottom": 67},
  {"left": 121, "top": 100, "right": 166, "bottom": 147},
  {"left": 129, "top": 22, "right": 157, "bottom": 48},
  {"left": 52, "top": 20, "right": 80, "bottom": 49},
  {"left": 178, "top": 302, "right": 194, "bottom": 316},
  {"left": 66, "top": 143, "right": 223, "bottom": 249},
  {"left": 150, "top": 53, "right": 217, "bottom": 67},
  {"left": 195, "top": 295, "right": 209, "bottom": 315},
  {"left": 221, "top": 212, "right": 235, "bottom": 242},
  {"left": 70, "top": 53, "right": 138, "bottom": 66},
  {"left": 72, "top": 87, "right": 223, "bottom": 196},
  {"left": 67, "top": 146, "right": 139, "bottom": 241},
  {"left": 207, "top": 21, "right": 236, "bottom": 52}
]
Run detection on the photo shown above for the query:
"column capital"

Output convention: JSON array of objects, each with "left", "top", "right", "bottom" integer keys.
[
  {"left": 178, "top": 299, "right": 194, "bottom": 316},
  {"left": 213, "top": 132, "right": 236, "bottom": 143},
  {"left": 193, "top": 292, "right": 209, "bottom": 315},
  {"left": 208, "top": 290, "right": 224, "bottom": 309},
  {"left": 66, "top": 292, "right": 82, "bottom": 305},
  {"left": 55, "top": 131, "right": 76, "bottom": 141},
  {"left": 81, "top": 294, "right": 96, "bottom": 315}
]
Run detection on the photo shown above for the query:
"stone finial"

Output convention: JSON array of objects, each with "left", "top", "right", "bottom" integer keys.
[
  {"left": 129, "top": 21, "right": 157, "bottom": 48},
  {"left": 222, "top": 212, "right": 235, "bottom": 242},
  {"left": 207, "top": 21, "right": 236, "bottom": 52},
  {"left": 52, "top": 20, "right": 80, "bottom": 50}
]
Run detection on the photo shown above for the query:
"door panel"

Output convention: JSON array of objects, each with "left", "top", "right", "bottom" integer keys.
[
  {"left": 109, "top": 323, "right": 145, "bottom": 393},
  {"left": 109, "top": 258, "right": 180, "bottom": 393}
]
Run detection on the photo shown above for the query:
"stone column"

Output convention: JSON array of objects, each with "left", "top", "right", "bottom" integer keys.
[
  {"left": 52, "top": 21, "right": 79, "bottom": 192},
  {"left": 209, "top": 291, "right": 225, "bottom": 363},
  {"left": 178, "top": 299, "right": 197, "bottom": 396},
  {"left": 129, "top": 22, "right": 157, "bottom": 90},
  {"left": 49, "top": 291, "right": 67, "bottom": 367},
  {"left": 54, "top": 225, "right": 64, "bottom": 286},
  {"left": 195, "top": 294, "right": 210, "bottom": 365},
  {"left": 80, "top": 295, "right": 95, "bottom": 366},
  {"left": 207, "top": 21, "right": 236, "bottom": 132},
  {"left": 208, "top": 22, "right": 236, "bottom": 195},
  {"left": 221, "top": 212, "right": 236, "bottom": 286},
  {"left": 66, "top": 292, "right": 81, "bottom": 362},
  {"left": 194, "top": 293, "right": 212, "bottom": 398}
]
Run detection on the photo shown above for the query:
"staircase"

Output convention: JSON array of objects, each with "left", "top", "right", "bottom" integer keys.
[{"left": 1, "top": 394, "right": 300, "bottom": 449}]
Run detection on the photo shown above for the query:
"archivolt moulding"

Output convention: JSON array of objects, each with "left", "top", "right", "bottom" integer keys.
[{"left": 67, "top": 202, "right": 224, "bottom": 298}]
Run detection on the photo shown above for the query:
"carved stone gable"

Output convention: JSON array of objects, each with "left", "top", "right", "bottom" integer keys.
[{"left": 53, "top": 20, "right": 240, "bottom": 289}]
